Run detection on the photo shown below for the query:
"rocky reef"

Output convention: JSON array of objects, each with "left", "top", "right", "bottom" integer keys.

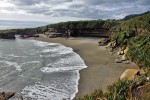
[
  {"left": 0, "top": 33, "right": 15, "bottom": 39},
  {"left": 0, "top": 30, "right": 16, "bottom": 39}
]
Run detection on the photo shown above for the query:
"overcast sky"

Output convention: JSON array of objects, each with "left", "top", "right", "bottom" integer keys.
[{"left": 0, "top": 0, "right": 150, "bottom": 29}]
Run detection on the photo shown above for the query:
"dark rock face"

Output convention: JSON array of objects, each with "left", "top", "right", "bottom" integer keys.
[
  {"left": 0, "top": 33, "right": 16, "bottom": 39},
  {"left": 20, "top": 34, "right": 39, "bottom": 38}
]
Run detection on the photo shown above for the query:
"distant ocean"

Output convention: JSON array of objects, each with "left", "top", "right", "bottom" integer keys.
[{"left": 0, "top": 38, "right": 87, "bottom": 100}]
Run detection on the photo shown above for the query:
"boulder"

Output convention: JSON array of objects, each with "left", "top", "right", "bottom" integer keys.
[
  {"left": 109, "top": 40, "right": 117, "bottom": 48},
  {"left": 121, "top": 55, "right": 127, "bottom": 61},
  {"left": 115, "top": 59, "right": 122, "bottom": 63},
  {"left": 0, "top": 92, "right": 15, "bottom": 100},
  {"left": 121, "top": 45, "right": 126, "bottom": 51},
  {"left": 117, "top": 46, "right": 129, "bottom": 55},
  {"left": 124, "top": 46, "right": 129, "bottom": 55},
  {"left": 125, "top": 60, "right": 130, "bottom": 64},
  {"left": 120, "top": 69, "right": 139, "bottom": 80},
  {"left": 98, "top": 38, "right": 109, "bottom": 46},
  {"left": 119, "top": 50, "right": 124, "bottom": 55},
  {"left": 105, "top": 46, "right": 113, "bottom": 52},
  {"left": 117, "top": 46, "right": 127, "bottom": 55}
]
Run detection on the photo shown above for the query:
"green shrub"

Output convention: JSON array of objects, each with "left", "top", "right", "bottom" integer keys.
[
  {"left": 127, "top": 35, "right": 150, "bottom": 68},
  {"left": 110, "top": 30, "right": 136, "bottom": 46},
  {"left": 75, "top": 89, "right": 104, "bottom": 100},
  {"left": 106, "top": 80, "right": 132, "bottom": 100}
]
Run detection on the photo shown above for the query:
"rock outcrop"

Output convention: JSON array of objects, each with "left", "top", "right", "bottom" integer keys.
[
  {"left": 0, "top": 92, "right": 15, "bottom": 100},
  {"left": 108, "top": 40, "right": 117, "bottom": 48},
  {"left": 117, "top": 45, "right": 127, "bottom": 55},
  {"left": 115, "top": 59, "right": 122, "bottom": 63},
  {"left": 20, "top": 34, "right": 39, "bottom": 39},
  {"left": 98, "top": 38, "right": 110, "bottom": 46},
  {"left": 0, "top": 33, "right": 16, "bottom": 39}
]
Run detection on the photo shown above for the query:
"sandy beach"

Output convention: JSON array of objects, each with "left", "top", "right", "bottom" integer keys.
[{"left": 32, "top": 36, "right": 138, "bottom": 98}]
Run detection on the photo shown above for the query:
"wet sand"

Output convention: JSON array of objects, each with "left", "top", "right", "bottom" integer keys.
[{"left": 32, "top": 36, "right": 138, "bottom": 98}]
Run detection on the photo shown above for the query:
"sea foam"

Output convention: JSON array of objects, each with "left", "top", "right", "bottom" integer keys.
[
  {"left": 0, "top": 39, "right": 87, "bottom": 100},
  {"left": 0, "top": 60, "right": 22, "bottom": 72}
]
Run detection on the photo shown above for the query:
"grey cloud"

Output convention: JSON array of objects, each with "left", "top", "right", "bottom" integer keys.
[
  {"left": 8, "top": 0, "right": 72, "bottom": 6},
  {"left": 3, "top": 0, "right": 150, "bottom": 20}
]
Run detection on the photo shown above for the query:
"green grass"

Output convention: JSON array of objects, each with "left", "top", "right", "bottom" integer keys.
[
  {"left": 75, "top": 80, "right": 132, "bottom": 100},
  {"left": 110, "top": 30, "right": 136, "bottom": 46},
  {"left": 127, "top": 35, "right": 150, "bottom": 68},
  {"left": 0, "top": 29, "right": 16, "bottom": 34}
]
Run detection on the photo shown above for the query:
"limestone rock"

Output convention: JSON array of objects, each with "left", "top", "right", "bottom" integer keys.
[
  {"left": 120, "top": 51, "right": 124, "bottom": 55},
  {"left": 109, "top": 40, "right": 117, "bottom": 48},
  {"left": 120, "top": 69, "right": 139, "bottom": 80},
  {"left": 98, "top": 38, "right": 109, "bottom": 46},
  {"left": 117, "top": 47, "right": 126, "bottom": 55},
  {"left": 124, "top": 46, "right": 129, "bottom": 55},
  {"left": 121, "top": 45, "right": 126, "bottom": 51},
  {"left": 146, "top": 77, "right": 150, "bottom": 81},
  {"left": 115, "top": 59, "right": 122, "bottom": 63},
  {"left": 105, "top": 46, "right": 113, "bottom": 52},
  {"left": 125, "top": 60, "right": 130, "bottom": 64},
  {"left": 121, "top": 55, "right": 127, "bottom": 61}
]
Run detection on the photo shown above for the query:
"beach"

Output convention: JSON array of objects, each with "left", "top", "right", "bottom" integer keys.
[{"left": 32, "top": 36, "right": 138, "bottom": 98}]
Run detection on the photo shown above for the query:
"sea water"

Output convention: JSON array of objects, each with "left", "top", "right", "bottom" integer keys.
[{"left": 0, "top": 38, "right": 87, "bottom": 100}]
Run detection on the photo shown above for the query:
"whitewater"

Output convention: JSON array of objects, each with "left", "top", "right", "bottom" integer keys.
[{"left": 0, "top": 38, "right": 87, "bottom": 100}]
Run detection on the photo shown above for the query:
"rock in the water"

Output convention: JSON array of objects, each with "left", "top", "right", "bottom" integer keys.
[
  {"left": 0, "top": 92, "right": 15, "bottom": 100},
  {"left": 0, "top": 33, "right": 16, "bottom": 39},
  {"left": 120, "top": 69, "right": 139, "bottom": 80}
]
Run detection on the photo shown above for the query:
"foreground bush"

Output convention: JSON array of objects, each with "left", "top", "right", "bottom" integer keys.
[
  {"left": 75, "top": 80, "right": 132, "bottom": 100},
  {"left": 106, "top": 80, "right": 132, "bottom": 100}
]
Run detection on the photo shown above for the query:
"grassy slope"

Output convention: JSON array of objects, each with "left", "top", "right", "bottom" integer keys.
[
  {"left": 110, "top": 13, "right": 150, "bottom": 71},
  {"left": 115, "top": 13, "right": 150, "bottom": 34}
]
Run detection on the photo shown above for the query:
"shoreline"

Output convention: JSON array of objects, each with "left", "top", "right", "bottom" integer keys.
[{"left": 31, "top": 36, "right": 139, "bottom": 98}]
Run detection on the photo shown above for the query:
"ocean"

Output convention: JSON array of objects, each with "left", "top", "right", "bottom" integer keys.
[{"left": 0, "top": 38, "right": 87, "bottom": 100}]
